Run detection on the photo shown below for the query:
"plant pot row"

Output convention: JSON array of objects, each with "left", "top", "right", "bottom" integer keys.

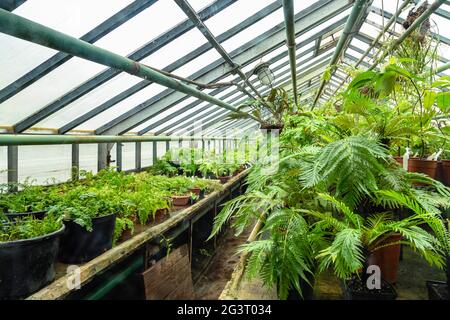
[
  {"left": 0, "top": 212, "right": 117, "bottom": 299},
  {"left": 396, "top": 157, "right": 450, "bottom": 185}
]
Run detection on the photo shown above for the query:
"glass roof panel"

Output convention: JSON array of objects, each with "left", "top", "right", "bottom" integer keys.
[
  {"left": 74, "top": 84, "right": 167, "bottom": 131},
  {"left": 0, "top": 0, "right": 134, "bottom": 89}
]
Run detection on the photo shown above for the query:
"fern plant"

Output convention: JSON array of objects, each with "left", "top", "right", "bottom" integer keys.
[{"left": 306, "top": 193, "right": 445, "bottom": 281}]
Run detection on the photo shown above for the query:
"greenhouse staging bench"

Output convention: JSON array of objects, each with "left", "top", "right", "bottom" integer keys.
[{"left": 26, "top": 170, "right": 249, "bottom": 300}]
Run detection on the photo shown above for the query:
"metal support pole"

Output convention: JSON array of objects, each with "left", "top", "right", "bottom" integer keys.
[
  {"left": 7, "top": 145, "right": 18, "bottom": 192},
  {"left": 174, "top": 0, "right": 263, "bottom": 101},
  {"left": 312, "top": 0, "right": 370, "bottom": 108},
  {"left": 282, "top": 0, "right": 298, "bottom": 109},
  {"left": 152, "top": 141, "right": 158, "bottom": 164},
  {"left": 71, "top": 144, "right": 79, "bottom": 181},
  {"left": 116, "top": 142, "right": 123, "bottom": 172},
  {"left": 332, "top": 0, "right": 412, "bottom": 95},
  {"left": 0, "top": 9, "right": 256, "bottom": 125},
  {"left": 165, "top": 140, "right": 170, "bottom": 152},
  {"left": 135, "top": 141, "right": 142, "bottom": 170},
  {"left": 98, "top": 143, "right": 108, "bottom": 172},
  {"left": 0, "top": 134, "right": 225, "bottom": 145}
]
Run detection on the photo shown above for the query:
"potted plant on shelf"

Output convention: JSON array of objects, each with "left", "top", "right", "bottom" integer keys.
[
  {"left": 49, "top": 187, "right": 118, "bottom": 264},
  {"left": 379, "top": 190, "right": 449, "bottom": 300},
  {"left": 0, "top": 213, "right": 64, "bottom": 299},
  {"left": 306, "top": 193, "right": 443, "bottom": 300},
  {"left": 0, "top": 181, "right": 53, "bottom": 221}
]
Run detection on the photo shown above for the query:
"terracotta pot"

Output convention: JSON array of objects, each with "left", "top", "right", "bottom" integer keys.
[
  {"left": 171, "top": 195, "right": 190, "bottom": 206},
  {"left": 439, "top": 160, "right": 450, "bottom": 186},
  {"left": 408, "top": 158, "right": 439, "bottom": 179},
  {"left": 188, "top": 187, "right": 201, "bottom": 197},
  {"left": 119, "top": 228, "right": 133, "bottom": 242},
  {"left": 218, "top": 176, "right": 232, "bottom": 184},
  {"left": 393, "top": 156, "right": 403, "bottom": 166},
  {"left": 153, "top": 208, "right": 169, "bottom": 223},
  {"left": 368, "top": 233, "right": 402, "bottom": 284}
]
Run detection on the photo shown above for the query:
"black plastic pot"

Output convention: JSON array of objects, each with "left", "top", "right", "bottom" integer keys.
[
  {"left": 286, "top": 274, "right": 315, "bottom": 300},
  {"left": 343, "top": 277, "right": 397, "bottom": 300},
  {"left": 0, "top": 225, "right": 65, "bottom": 299},
  {"left": 426, "top": 280, "right": 449, "bottom": 300},
  {"left": 59, "top": 213, "right": 116, "bottom": 264},
  {"left": 5, "top": 210, "right": 46, "bottom": 221}
]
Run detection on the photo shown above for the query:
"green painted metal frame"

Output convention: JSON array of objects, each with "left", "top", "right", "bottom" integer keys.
[
  {"left": 0, "top": 9, "right": 258, "bottom": 123},
  {"left": 282, "top": 0, "right": 298, "bottom": 108},
  {"left": 312, "top": 0, "right": 372, "bottom": 108}
]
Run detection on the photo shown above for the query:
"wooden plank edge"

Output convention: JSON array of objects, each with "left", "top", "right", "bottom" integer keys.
[{"left": 27, "top": 168, "right": 250, "bottom": 300}]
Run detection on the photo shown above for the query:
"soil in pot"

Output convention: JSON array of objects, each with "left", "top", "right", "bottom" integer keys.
[
  {"left": 368, "top": 233, "right": 402, "bottom": 284},
  {"left": 0, "top": 225, "right": 65, "bottom": 299},
  {"left": 218, "top": 176, "right": 232, "bottom": 184},
  {"left": 408, "top": 158, "right": 439, "bottom": 180},
  {"left": 171, "top": 195, "right": 190, "bottom": 206},
  {"left": 59, "top": 213, "right": 116, "bottom": 264},
  {"left": 343, "top": 277, "right": 397, "bottom": 300},
  {"left": 5, "top": 210, "right": 46, "bottom": 221}
]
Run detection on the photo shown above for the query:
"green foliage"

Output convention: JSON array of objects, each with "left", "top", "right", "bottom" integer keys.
[{"left": 0, "top": 213, "right": 63, "bottom": 243}]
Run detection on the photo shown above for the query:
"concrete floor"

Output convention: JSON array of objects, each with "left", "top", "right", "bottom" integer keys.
[
  {"left": 314, "top": 247, "right": 446, "bottom": 300},
  {"left": 222, "top": 246, "right": 446, "bottom": 300}
]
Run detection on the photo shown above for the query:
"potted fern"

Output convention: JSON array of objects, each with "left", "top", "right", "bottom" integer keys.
[
  {"left": 0, "top": 213, "right": 64, "bottom": 299},
  {"left": 379, "top": 190, "right": 449, "bottom": 300},
  {"left": 306, "top": 193, "right": 443, "bottom": 300}
]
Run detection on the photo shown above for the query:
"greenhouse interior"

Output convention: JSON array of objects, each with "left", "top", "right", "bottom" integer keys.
[{"left": 0, "top": 0, "right": 449, "bottom": 302}]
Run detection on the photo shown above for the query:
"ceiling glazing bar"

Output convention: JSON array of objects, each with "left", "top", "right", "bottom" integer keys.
[
  {"left": 282, "top": 0, "right": 299, "bottom": 109},
  {"left": 97, "top": 0, "right": 352, "bottom": 135},
  {"left": 368, "top": 0, "right": 447, "bottom": 71},
  {"left": 0, "top": 0, "right": 26, "bottom": 11},
  {"left": 11, "top": 0, "right": 237, "bottom": 133},
  {"left": 174, "top": 0, "right": 266, "bottom": 101},
  {"left": 136, "top": 17, "right": 347, "bottom": 135},
  {"left": 312, "top": 0, "right": 373, "bottom": 108},
  {"left": 0, "top": 7, "right": 257, "bottom": 128},
  {"left": 0, "top": 0, "right": 158, "bottom": 105},
  {"left": 59, "top": 1, "right": 282, "bottom": 135}
]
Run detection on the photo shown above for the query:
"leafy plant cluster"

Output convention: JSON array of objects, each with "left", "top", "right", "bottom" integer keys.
[
  {"left": 210, "top": 28, "right": 450, "bottom": 299},
  {"left": 0, "top": 168, "right": 222, "bottom": 243},
  {"left": 0, "top": 213, "right": 63, "bottom": 243},
  {"left": 149, "top": 146, "right": 250, "bottom": 179}
]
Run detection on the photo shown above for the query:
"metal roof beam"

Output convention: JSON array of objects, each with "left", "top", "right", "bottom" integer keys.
[
  {"left": 174, "top": 0, "right": 264, "bottom": 101},
  {"left": 136, "top": 16, "right": 347, "bottom": 135},
  {"left": 0, "top": 0, "right": 158, "bottom": 105},
  {"left": 368, "top": 0, "right": 447, "bottom": 71},
  {"left": 0, "top": 0, "right": 26, "bottom": 11},
  {"left": 59, "top": 1, "right": 282, "bottom": 134},
  {"left": 282, "top": 0, "right": 299, "bottom": 108},
  {"left": 159, "top": 50, "right": 335, "bottom": 136},
  {"left": 11, "top": 0, "right": 237, "bottom": 133},
  {"left": 98, "top": 0, "right": 351, "bottom": 135},
  {"left": 0, "top": 6, "right": 255, "bottom": 130},
  {"left": 312, "top": 0, "right": 373, "bottom": 108}
]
